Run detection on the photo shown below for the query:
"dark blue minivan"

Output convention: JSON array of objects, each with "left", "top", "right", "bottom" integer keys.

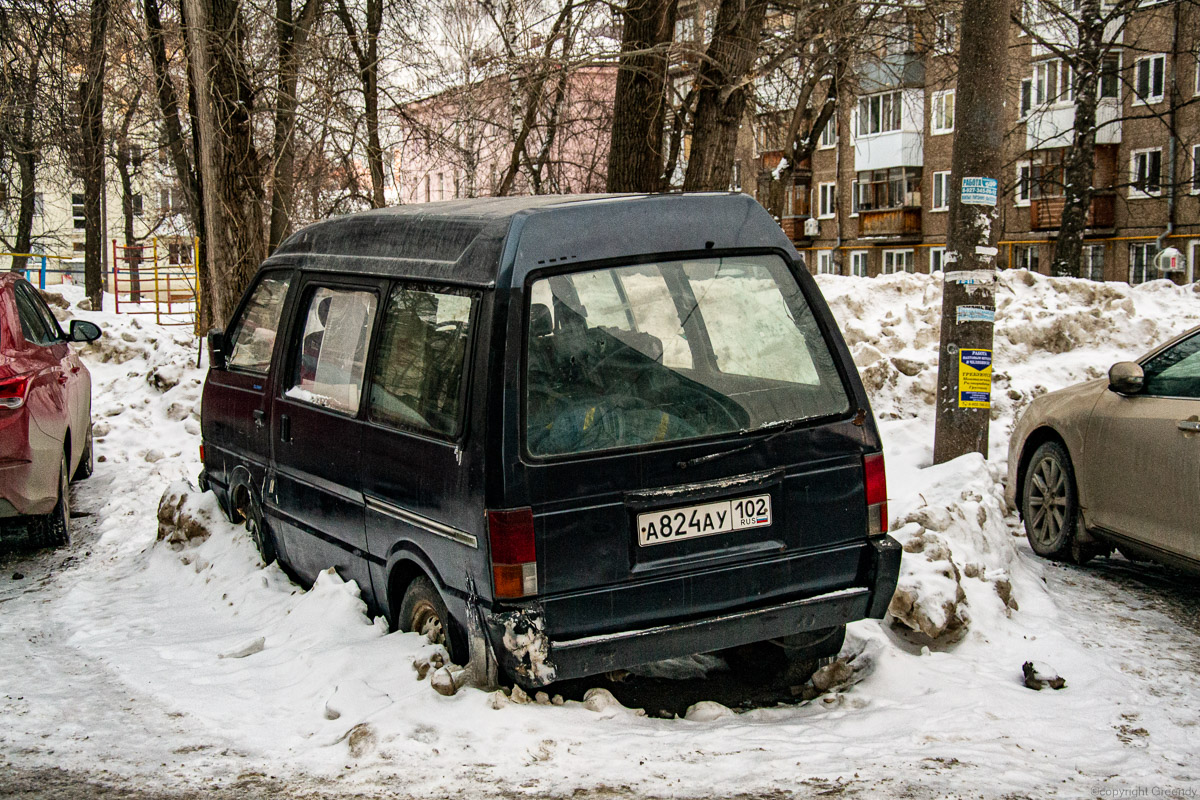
[{"left": 200, "top": 193, "right": 900, "bottom": 689}]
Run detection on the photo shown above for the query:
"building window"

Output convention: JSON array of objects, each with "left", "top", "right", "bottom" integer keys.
[
  {"left": 857, "top": 90, "right": 903, "bottom": 137},
  {"left": 1130, "top": 148, "right": 1162, "bottom": 197},
  {"left": 930, "top": 247, "right": 948, "bottom": 272},
  {"left": 931, "top": 90, "right": 954, "bottom": 134},
  {"left": 1015, "top": 161, "right": 1035, "bottom": 206},
  {"left": 160, "top": 187, "right": 181, "bottom": 214},
  {"left": 882, "top": 249, "right": 915, "bottom": 274},
  {"left": 1099, "top": 54, "right": 1121, "bottom": 99},
  {"left": 856, "top": 167, "right": 922, "bottom": 211},
  {"left": 1129, "top": 242, "right": 1154, "bottom": 284},
  {"left": 130, "top": 193, "right": 143, "bottom": 217},
  {"left": 33, "top": 192, "right": 44, "bottom": 217},
  {"left": 818, "top": 182, "right": 837, "bottom": 218},
  {"left": 1083, "top": 244, "right": 1105, "bottom": 281},
  {"left": 850, "top": 180, "right": 859, "bottom": 216},
  {"left": 1134, "top": 55, "right": 1166, "bottom": 104},
  {"left": 72, "top": 193, "right": 86, "bottom": 229},
  {"left": 816, "top": 249, "right": 836, "bottom": 274},
  {"left": 850, "top": 250, "right": 869, "bottom": 277},
  {"left": 1013, "top": 244, "right": 1040, "bottom": 272},
  {"left": 931, "top": 171, "right": 951, "bottom": 211},
  {"left": 1192, "top": 144, "right": 1200, "bottom": 195},
  {"left": 1033, "top": 59, "right": 1071, "bottom": 106},
  {"left": 934, "top": 16, "right": 957, "bottom": 54},
  {"left": 674, "top": 14, "right": 695, "bottom": 42},
  {"left": 1020, "top": 78, "right": 1033, "bottom": 118},
  {"left": 119, "top": 143, "right": 143, "bottom": 169},
  {"left": 819, "top": 118, "right": 837, "bottom": 149},
  {"left": 424, "top": 174, "right": 431, "bottom": 203}
]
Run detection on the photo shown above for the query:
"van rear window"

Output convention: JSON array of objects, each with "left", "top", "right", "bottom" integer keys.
[{"left": 525, "top": 254, "right": 850, "bottom": 457}]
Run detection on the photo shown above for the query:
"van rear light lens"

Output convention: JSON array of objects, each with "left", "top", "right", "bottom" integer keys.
[
  {"left": 487, "top": 507, "right": 538, "bottom": 598},
  {"left": 864, "top": 453, "right": 888, "bottom": 536},
  {"left": 0, "top": 376, "right": 30, "bottom": 409}
]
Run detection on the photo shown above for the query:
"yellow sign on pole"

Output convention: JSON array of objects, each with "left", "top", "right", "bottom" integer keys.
[{"left": 958, "top": 349, "right": 992, "bottom": 409}]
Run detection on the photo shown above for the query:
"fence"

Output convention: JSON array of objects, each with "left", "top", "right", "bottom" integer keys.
[
  {"left": 112, "top": 237, "right": 200, "bottom": 327},
  {"left": 0, "top": 252, "right": 80, "bottom": 288}
]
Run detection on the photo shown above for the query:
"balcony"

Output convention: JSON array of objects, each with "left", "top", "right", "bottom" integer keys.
[
  {"left": 1030, "top": 191, "right": 1116, "bottom": 231},
  {"left": 857, "top": 206, "right": 922, "bottom": 238}
]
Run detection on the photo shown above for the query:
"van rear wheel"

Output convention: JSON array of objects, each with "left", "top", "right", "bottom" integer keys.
[{"left": 399, "top": 576, "right": 459, "bottom": 663}]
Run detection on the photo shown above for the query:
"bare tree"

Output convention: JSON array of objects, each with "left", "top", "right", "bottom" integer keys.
[
  {"left": 606, "top": 0, "right": 678, "bottom": 191},
  {"left": 181, "top": 0, "right": 266, "bottom": 328}
]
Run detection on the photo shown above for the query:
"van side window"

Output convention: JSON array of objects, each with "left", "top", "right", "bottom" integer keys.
[
  {"left": 285, "top": 286, "right": 378, "bottom": 415},
  {"left": 227, "top": 274, "right": 291, "bottom": 373},
  {"left": 367, "top": 286, "right": 472, "bottom": 437}
]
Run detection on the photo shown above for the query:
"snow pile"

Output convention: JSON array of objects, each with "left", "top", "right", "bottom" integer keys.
[
  {"left": 887, "top": 454, "right": 1019, "bottom": 641},
  {"left": 818, "top": 270, "right": 1200, "bottom": 454}
]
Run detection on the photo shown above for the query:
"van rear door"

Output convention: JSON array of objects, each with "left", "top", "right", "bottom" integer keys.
[{"left": 512, "top": 254, "right": 874, "bottom": 641}]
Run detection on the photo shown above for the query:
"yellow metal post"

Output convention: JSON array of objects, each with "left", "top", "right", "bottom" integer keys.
[{"left": 153, "top": 237, "right": 161, "bottom": 325}]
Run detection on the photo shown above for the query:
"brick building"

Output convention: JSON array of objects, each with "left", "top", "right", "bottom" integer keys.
[{"left": 746, "top": 0, "right": 1200, "bottom": 283}]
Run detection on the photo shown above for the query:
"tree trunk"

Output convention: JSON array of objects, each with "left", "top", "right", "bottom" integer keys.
[
  {"left": 605, "top": 0, "right": 678, "bottom": 192},
  {"left": 333, "top": 0, "right": 385, "bottom": 207},
  {"left": 1050, "top": 0, "right": 1101, "bottom": 278},
  {"left": 681, "top": 0, "right": 768, "bottom": 192},
  {"left": 182, "top": 0, "right": 267, "bottom": 329},
  {"left": 145, "top": 0, "right": 206, "bottom": 327},
  {"left": 80, "top": 0, "right": 111, "bottom": 310},
  {"left": 932, "top": 0, "right": 1013, "bottom": 464},
  {"left": 268, "top": 0, "right": 322, "bottom": 252}
]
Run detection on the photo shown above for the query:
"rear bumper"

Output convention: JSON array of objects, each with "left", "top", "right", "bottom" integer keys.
[{"left": 488, "top": 534, "right": 902, "bottom": 688}]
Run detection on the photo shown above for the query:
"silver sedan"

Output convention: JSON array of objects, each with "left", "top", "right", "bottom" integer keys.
[{"left": 1006, "top": 325, "right": 1200, "bottom": 572}]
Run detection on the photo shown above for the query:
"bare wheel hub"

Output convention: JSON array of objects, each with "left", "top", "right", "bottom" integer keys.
[{"left": 411, "top": 600, "right": 445, "bottom": 645}]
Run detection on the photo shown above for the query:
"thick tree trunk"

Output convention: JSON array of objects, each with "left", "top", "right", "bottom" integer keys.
[
  {"left": 11, "top": 149, "right": 36, "bottom": 275},
  {"left": 1051, "top": 0, "right": 1102, "bottom": 278},
  {"left": 268, "top": 0, "right": 322, "bottom": 252},
  {"left": 80, "top": 0, "right": 111, "bottom": 310},
  {"left": 681, "top": 0, "right": 768, "bottom": 192},
  {"left": 182, "top": 0, "right": 267, "bottom": 329},
  {"left": 117, "top": 150, "right": 141, "bottom": 296},
  {"left": 933, "top": 0, "right": 1013, "bottom": 464},
  {"left": 605, "top": 0, "right": 678, "bottom": 192}
]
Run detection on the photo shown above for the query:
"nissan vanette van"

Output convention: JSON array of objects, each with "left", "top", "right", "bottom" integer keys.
[{"left": 200, "top": 193, "right": 900, "bottom": 689}]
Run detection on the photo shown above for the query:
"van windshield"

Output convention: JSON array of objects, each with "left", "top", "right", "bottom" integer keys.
[{"left": 525, "top": 254, "right": 850, "bottom": 457}]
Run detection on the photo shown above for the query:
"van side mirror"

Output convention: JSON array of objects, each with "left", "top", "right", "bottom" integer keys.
[
  {"left": 208, "top": 329, "right": 228, "bottom": 370},
  {"left": 1108, "top": 361, "right": 1144, "bottom": 395},
  {"left": 67, "top": 320, "right": 101, "bottom": 343}
]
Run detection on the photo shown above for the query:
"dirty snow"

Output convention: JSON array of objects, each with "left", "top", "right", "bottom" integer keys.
[{"left": 1, "top": 272, "right": 1199, "bottom": 797}]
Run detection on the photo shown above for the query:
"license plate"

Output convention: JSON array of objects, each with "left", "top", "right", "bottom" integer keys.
[{"left": 637, "top": 494, "right": 772, "bottom": 547}]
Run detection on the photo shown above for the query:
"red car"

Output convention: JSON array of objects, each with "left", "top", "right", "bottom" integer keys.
[{"left": 0, "top": 273, "right": 101, "bottom": 546}]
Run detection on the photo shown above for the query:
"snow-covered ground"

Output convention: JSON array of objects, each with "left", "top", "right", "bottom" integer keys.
[{"left": 2, "top": 272, "right": 1199, "bottom": 798}]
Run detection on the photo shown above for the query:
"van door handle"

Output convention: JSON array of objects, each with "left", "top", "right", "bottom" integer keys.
[
  {"left": 280, "top": 414, "right": 291, "bottom": 442},
  {"left": 253, "top": 409, "right": 266, "bottom": 428},
  {"left": 1178, "top": 420, "right": 1200, "bottom": 433}
]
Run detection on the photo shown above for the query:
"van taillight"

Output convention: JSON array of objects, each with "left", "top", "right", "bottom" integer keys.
[
  {"left": 487, "top": 507, "right": 537, "bottom": 599},
  {"left": 864, "top": 453, "right": 888, "bottom": 536},
  {"left": 0, "top": 376, "right": 30, "bottom": 410}
]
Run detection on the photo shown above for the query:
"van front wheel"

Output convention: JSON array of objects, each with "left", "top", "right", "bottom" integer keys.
[{"left": 400, "top": 576, "right": 459, "bottom": 663}]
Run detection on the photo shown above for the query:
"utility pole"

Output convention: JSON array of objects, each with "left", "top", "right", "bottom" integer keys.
[{"left": 932, "top": 0, "right": 1014, "bottom": 464}]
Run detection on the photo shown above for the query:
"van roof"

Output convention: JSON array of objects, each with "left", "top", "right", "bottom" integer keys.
[{"left": 268, "top": 193, "right": 796, "bottom": 287}]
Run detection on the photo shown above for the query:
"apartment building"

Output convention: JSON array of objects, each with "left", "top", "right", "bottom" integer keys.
[
  {"left": 0, "top": 142, "right": 198, "bottom": 279},
  {"left": 748, "top": 0, "right": 1200, "bottom": 284}
]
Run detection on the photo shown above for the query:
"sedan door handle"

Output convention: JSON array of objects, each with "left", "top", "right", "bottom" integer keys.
[
  {"left": 1178, "top": 420, "right": 1200, "bottom": 433},
  {"left": 279, "top": 413, "right": 291, "bottom": 443},
  {"left": 57, "top": 374, "right": 68, "bottom": 385}
]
